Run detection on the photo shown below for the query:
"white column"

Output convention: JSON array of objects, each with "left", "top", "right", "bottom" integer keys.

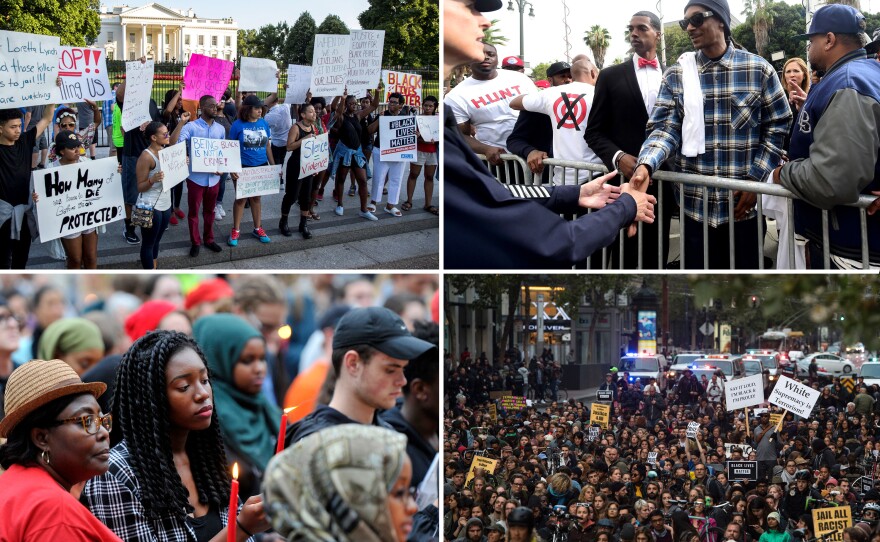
[
  {"left": 121, "top": 23, "right": 127, "bottom": 59},
  {"left": 160, "top": 25, "right": 165, "bottom": 62},
  {"left": 141, "top": 24, "right": 147, "bottom": 58}
]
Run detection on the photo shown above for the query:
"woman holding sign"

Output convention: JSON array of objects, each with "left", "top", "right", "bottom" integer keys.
[
  {"left": 228, "top": 94, "right": 274, "bottom": 246},
  {"left": 280, "top": 103, "right": 319, "bottom": 239},
  {"left": 135, "top": 118, "right": 189, "bottom": 269},
  {"left": 331, "top": 90, "right": 379, "bottom": 221}
]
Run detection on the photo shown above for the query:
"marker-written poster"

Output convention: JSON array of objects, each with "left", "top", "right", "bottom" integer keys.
[{"left": 0, "top": 30, "right": 60, "bottom": 107}]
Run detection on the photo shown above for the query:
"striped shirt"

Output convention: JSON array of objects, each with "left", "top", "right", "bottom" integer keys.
[{"left": 638, "top": 43, "right": 792, "bottom": 227}]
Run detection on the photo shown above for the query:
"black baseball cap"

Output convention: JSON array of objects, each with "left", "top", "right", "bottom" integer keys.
[
  {"left": 547, "top": 61, "right": 572, "bottom": 77},
  {"left": 476, "top": 0, "right": 503, "bottom": 11},
  {"left": 333, "top": 307, "right": 435, "bottom": 360},
  {"left": 54, "top": 130, "right": 83, "bottom": 150},
  {"left": 242, "top": 94, "right": 264, "bottom": 107}
]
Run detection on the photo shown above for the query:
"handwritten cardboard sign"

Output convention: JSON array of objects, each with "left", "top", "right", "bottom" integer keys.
[
  {"left": 588, "top": 426, "right": 600, "bottom": 441},
  {"left": 725, "top": 373, "right": 765, "bottom": 411},
  {"left": 33, "top": 158, "right": 124, "bottom": 241},
  {"left": 298, "top": 133, "right": 329, "bottom": 179},
  {"left": 813, "top": 506, "right": 851, "bottom": 542},
  {"left": 590, "top": 403, "right": 610, "bottom": 429},
  {"left": 687, "top": 421, "right": 701, "bottom": 439},
  {"left": 383, "top": 70, "right": 422, "bottom": 108},
  {"left": 379, "top": 115, "right": 417, "bottom": 162},
  {"left": 465, "top": 455, "right": 498, "bottom": 484},
  {"left": 499, "top": 395, "right": 527, "bottom": 411},
  {"left": 416, "top": 116, "right": 439, "bottom": 143},
  {"left": 768, "top": 375, "right": 821, "bottom": 418},
  {"left": 190, "top": 137, "right": 241, "bottom": 173},
  {"left": 0, "top": 30, "right": 60, "bottom": 107},
  {"left": 158, "top": 142, "right": 188, "bottom": 192},
  {"left": 235, "top": 165, "right": 281, "bottom": 199},
  {"left": 121, "top": 60, "right": 155, "bottom": 132},
  {"left": 183, "top": 54, "right": 233, "bottom": 101},
  {"left": 284, "top": 64, "right": 312, "bottom": 105},
  {"left": 346, "top": 30, "right": 384, "bottom": 94},
  {"left": 52, "top": 47, "right": 111, "bottom": 103},
  {"left": 239, "top": 56, "right": 278, "bottom": 93},
  {"left": 310, "top": 34, "right": 351, "bottom": 96}
]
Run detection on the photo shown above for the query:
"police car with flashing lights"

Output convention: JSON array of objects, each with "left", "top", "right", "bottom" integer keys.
[
  {"left": 666, "top": 354, "right": 745, "bottom": 384},
  {"left": 743, "top": 350, "right": 784, "bottom": 382},
  {"left": 617, "top": 353, "right": 668, "bottom": 390}
]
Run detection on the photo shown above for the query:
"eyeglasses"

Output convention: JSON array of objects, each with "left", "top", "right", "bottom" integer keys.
[
  {"left": 160, "top": 132, "right": 171, "bottom": 138},
  {"left": 679, "top": 10, "right": 714, "bottom": 30},
  {"left": 52, "top": 414, "right": 112, "bottom": 435},
  {"left": 60, "top": 122, "right": 77, "bottom": 129},
  {"left": 0, "top": 313, "right": 23, "bottom": 329}
]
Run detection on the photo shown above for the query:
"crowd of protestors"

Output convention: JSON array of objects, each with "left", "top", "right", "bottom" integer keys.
[
  {"left": 0, "top": 273, "right": 440, "bottom": 541},
  {"left": 444, "top": 346, "right": 880, "bottom": 542},
  {"left": 0, "top": 58, "right": 439, "bottom": 269},
  {"left": 444, "top": 0, "right": 880, "bottom": 270}
]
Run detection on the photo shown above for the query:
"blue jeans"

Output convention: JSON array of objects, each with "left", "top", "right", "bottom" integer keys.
[{"left": 140, "top": 208, "right": 171, "bottom": 269}]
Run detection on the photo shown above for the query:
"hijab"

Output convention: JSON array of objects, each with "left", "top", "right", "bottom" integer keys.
[
  {"left": 36, "top": 317, "right": 104, "bottom": 360},
  {"left": 193, "top": 313, "right": 280, "bottom": 471},
  {"left": 263, "top": 424, "right": 407, "bottom": 542}
]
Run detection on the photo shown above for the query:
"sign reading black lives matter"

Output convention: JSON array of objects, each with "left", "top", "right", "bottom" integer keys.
[
  {"left": 727, "top": 461, "right": 758, "bottom": 481},
  {"left": 379, "top": 116, "right": 417, "bottom": 162},
  {"left": 32, "top": 158, "right": 124, "bottom": 242},
  {"left": 768, "top": 375, "right": 821, "bottom": 418}
]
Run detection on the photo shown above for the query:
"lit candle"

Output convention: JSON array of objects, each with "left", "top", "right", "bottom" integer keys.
[
  {"left": 276, "top": 407, "right": 296, "bottom": 455},
  {"left": 228, "top": 462, "right": 238, "bottom": 542}
]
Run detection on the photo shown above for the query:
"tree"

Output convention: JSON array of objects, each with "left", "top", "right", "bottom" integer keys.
[
  {"left": 733, "top": 2, "right": 806, "bottom": 64},
  {"left": 316, "top": 14, "right": 349, "bottom": 35},
  {"left": 358, "top": 0, "right": 438, "bottom": 68},
  {"left": 483, "top": 20, "right": 509, "bottom": 47},
  {"left": 530, "top": 62, "right": 551, "bottom": 80},
  {"left": 445, "top": 275, "right": 526, "bottom": 363},
  {"left": 283, "top": 12, "right": 317, "bottom": 65},
  {"left": 584, "top": 25, "right": 611, "bottom": 69},
  {"left": 0, "top": 0, "right": 100, "bottom": 46},
  {"left": 237, "top": 29, "right": 258, "bottom": 59},
  {"left": 252, "top": 23, "right": 289, "bottom": 64},
  {"left": 662, "top": 26, "right": 695, "bottom": 64},
  {"left": 743, "top": 0, "right": 775, "bottom": 58}
]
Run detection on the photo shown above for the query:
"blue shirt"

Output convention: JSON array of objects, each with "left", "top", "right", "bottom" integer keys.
[
  {"left": 101, "top": 92, "right": 116, "bottom": 128},
  {"left": 178, "top": 118, "right": 227, "bottom": 187},
  {"left": 229, "top": 118, "right": 270, "bottom": 167}
]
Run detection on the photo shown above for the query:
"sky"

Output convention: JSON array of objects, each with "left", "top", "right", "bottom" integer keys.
[{"left": 486, "top": 0, "right": 871, "bottom": 71}]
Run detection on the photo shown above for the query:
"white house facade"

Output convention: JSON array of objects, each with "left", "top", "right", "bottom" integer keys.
[{"left": 96, "top": 3, "right": 238, "bottom": 62}]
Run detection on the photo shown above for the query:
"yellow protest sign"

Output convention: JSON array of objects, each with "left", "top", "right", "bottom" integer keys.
[
  {"left": 812, "top": 506, "right": 851, "bottom": 542},
  {"left": 500, "top": 395, "right": 527, "bottom": 411},
  {"left": 466, "top": 455, "right": 499, "bottom": 484},
  {"left": 769, "top": 413, "right": 783, "bottom": 428},
  {"left": 591, "top": 403, "right": 610, "bottom": 429},
  {"left": 489, "top": 403, "right": 497, "bottom": 423}
]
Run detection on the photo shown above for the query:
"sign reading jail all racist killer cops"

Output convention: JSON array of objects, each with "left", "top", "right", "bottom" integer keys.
[
  {"left": 0, "top": 30, "right": 60, "bottom": 107},
  {"left": 379, "top": 116, "right": 417, "bottom": 162},
  {"left": 768, "top": 375, "right": 821, "bottom": 418},
  {"left": 33, "top": 158, "right": 124, "bottom": 242},
  {"left": 812, "top": 506, "right": 852, "bottom": 542},
  {"left": 725, "top": 373, "right": 765, "bottom": 411}
]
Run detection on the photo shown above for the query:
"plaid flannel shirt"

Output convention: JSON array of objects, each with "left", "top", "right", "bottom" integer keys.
[
  {"left": 638, "top": 44, "right": 792, "bottom": 227},
  {"left": 82, "top": 440, "right": 252, "bottom": 542}
]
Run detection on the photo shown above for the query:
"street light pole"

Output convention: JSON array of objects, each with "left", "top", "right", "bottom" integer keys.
[{"left": 508, "top": 0, "right": 535, "bottom": 61}]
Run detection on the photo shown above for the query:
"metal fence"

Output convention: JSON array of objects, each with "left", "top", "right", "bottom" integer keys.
[{"left": 477, "top": 154, "right": 876, "bottom": 270}]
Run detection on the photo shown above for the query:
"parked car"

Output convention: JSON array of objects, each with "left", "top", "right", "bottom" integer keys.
[
  {"left": 796, "top": 352, "right": 855, "bottom": 378},
  {"left": 618, "top": 354, "right": 668, "bottom": 390},
  {"left": 859, "top": 360, "right": 880, "bottom": 388}
]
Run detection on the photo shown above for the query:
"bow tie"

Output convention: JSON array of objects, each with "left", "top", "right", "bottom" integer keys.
[{"left": 638, "top": 57, "right": 659, "bottom": 69}]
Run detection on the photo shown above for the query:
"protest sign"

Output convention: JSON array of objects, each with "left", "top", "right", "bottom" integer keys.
[
  {"left": 0, "top": 30, "right": 60, "bottom": 107},
  {"left": 379, "top": 116, "right": 417, "bottom": 162},
  {"left": 686, "top": 421, "right": 700, "bottom": 439},
  {"left": 813, "top": 506, "right": 851, "bottom": 542},
  {"left": 768, "top": 375, "right": 821, "bottom": 418},
  {"left": 191, "top": 137, "right": 241, "bottom": 173},
  {"left": 596, "top": 389, "right": 614, "bottom": 402},
  {"left": 346, "top": 30, "right": 384, "bottom": 94},
  {"left": 235, "top": 165, "right": 281, "bottom": 199},
  {"left": 284, "top": 64, "right": 312, "bottom": 105},
  {"left": 53, "top": 47, "right": 111, "bottom": 102},
  {"left": 499, "top": 396, "right": 527, "bottom": 411},
  {"left": 465, "top": 456, "right": 498, "bottom": 484},
  {"left": 855, "top": 476, "right": 874, "bottom": 494},
  {"left": 298, "top": 133, "right": 330, "bottom": 179},
  {"left": 727, "top": 461, "right": 758, "bottom": 481},
  {"left": 647, "top": 452, "right": 658, "bottom": 465},
  {"left": 724, "top": 443, "right": 754, "bottom": 458},
  {"left": 416, "top": 116, "right": 439, "bottom": 143},
  {"left": 121, "top": 60, "right": 155, "bottom": 132},
  {"left": 33, "top": 158, "right": 124, "bottom": 242},
  {"left": 725, "top": 373, "right": 765, "bottom": 410},
  {"left": 590, "top": 403, "right": 610, "bottom": 429},
  {"left": 588, "top": 427, "right": 600, "bottom": 441},
  {"left": 158, "top": 142, "right": 188, "bottom": 192},
  {"left": 310, "top": 34, "right": 351, "bottom": 96},
  {"left": 383, "top": 70, "right": 422, "bottom": 107},
  {"left": 489, "top": 391, "right": 511, "bottom": 400},
  {"left": 488, "top": 404, "right": 497, "bottom": 423},
  {"left": 238, "top": 57, "right": 278, "bottom": 92},
  {"left": 183, "top": 54, "right": 233, "bottom": 101},
  {"left": 769, "top": 413, "right": 784, "bottom": 428}
]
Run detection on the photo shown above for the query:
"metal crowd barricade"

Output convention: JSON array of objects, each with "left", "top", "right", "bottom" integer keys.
[
  {"left": 481, "top": 156, "right": 875, "bottom": 270},
  {"left": 475, "top": 153, "right": 533, "bottom": 186}
]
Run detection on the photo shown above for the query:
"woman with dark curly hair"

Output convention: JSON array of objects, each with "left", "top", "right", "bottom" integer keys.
[{"left": 81, "top": 330, "right": 270, "bottom": 541}]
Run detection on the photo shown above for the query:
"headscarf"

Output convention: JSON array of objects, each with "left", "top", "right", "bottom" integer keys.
[
  {"left": 124, "top": 300, "right": 177, "bottom": 341},
  {"left": 262, "top": 424, "right": 408, "bottom": 542},
  {"left": 37, "top": 317, "right": 104, "bottom": 360},
  {"left": 193, "top": 313, "right": 280, "bottom": 471}
]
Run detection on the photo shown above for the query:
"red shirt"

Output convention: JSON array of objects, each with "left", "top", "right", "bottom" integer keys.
[{"left": 0, "top": 464, "right": 122, "bottom": 541}]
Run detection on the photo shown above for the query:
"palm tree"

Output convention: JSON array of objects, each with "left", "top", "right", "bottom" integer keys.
[
  {"left": 483, "top": 20, "right": 509, "bottom": 47},
  {"left": 584, "top": 25, "right": 611, "bottom": 69},
  {"left": 747, "top": 0, "right": 774, "bottom": 58}
]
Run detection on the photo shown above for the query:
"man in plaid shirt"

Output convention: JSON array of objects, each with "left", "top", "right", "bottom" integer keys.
[{"left": 631, "top": 0, "right": 791, "bottom": 269}]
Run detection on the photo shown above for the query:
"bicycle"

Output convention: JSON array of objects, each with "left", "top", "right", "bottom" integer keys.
[{"left": 687, "top": 515, "right": 726, "bottom": 542}]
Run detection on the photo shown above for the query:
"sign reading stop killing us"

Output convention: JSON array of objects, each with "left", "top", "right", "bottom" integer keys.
[
  {"left": 378, "top": 116, "right": 417, "bottom": 162},
  {"left": 0, "top": 30, "right": 60, "bottom": 107},
  {"left": 53, "top": 47, "right": 111, "bottom": 102},
  {"left": 33, "top": 158, "right": 124, "bottom": 242}
]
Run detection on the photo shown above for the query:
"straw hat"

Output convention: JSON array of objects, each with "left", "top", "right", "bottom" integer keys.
[{"left": 0, "top": 359, "right": 105, "bottom": 438}]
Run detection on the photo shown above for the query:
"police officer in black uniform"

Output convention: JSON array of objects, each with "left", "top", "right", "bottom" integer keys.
[{"left": 444, "top": 0, "right": 658, "bottom": 269}]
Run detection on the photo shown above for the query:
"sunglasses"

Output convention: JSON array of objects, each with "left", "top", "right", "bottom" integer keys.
[{"left": 679, "top": 10, "right": 714, "bottom": 30}]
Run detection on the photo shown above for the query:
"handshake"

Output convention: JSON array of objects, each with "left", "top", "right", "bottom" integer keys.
[{"left": 578, "top": 170, "right": 657, "bottom": 230}]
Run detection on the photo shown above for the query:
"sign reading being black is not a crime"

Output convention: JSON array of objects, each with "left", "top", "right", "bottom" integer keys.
[{"left": 727, "top": 461, "right": 758, "bottom": 481}]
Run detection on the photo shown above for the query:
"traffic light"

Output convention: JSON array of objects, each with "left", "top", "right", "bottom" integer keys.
[{"left": 749, "top": 295, "right": 760, "bottom": 308}]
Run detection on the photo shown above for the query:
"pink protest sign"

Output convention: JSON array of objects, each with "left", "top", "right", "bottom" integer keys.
[{"left": 183, "top": 54, "right": 234, "bottom": 101}]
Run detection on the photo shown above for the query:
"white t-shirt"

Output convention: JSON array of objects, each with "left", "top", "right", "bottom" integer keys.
[
  {"left": 444, "top": 69, "right": 537, "bottom": 150},
  {"left": 520, "top": 81, "right": 600, "bottom": 185}
]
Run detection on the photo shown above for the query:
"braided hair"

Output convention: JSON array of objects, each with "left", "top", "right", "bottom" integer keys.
[{"left": 113, "top": 330, "right": 229, "bottom": 519}]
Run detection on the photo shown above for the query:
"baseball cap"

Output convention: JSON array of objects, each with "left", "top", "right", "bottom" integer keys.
[
  {"left": 794, "top": 4, "right": 866, "bottom": 39},
  {"left": 547, "top": 61, "right": 572, "bottom": 77},
  {"left": 535, "top": 80, "right": 550, "bottom": 88},
  {"left": 242, "top": 94, "right": 264, "bottom": 107},
  {"left": 54, "top": 130, "right": 83, "bottom": 150},
  {"left": 333, "top": 307, "right": 435, "bottom": 360},
  {"left": 502, "top": 56, "right": 524, "bottom": 69},
  {"left": 475, "top": 0, "right": 503, "bottom": 11}
]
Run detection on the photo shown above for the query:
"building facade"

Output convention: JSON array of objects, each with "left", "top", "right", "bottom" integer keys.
[{"left": 97, "top": 3, "right": 237, "bottom": 62}]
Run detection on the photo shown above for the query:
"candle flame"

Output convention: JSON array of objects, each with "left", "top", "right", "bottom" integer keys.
[
  {"left": 284, "top": 406, "right": 297, "bottom": 413},
  {"left": 232, "top": 462, "right": 239, "bottom": 479}
]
